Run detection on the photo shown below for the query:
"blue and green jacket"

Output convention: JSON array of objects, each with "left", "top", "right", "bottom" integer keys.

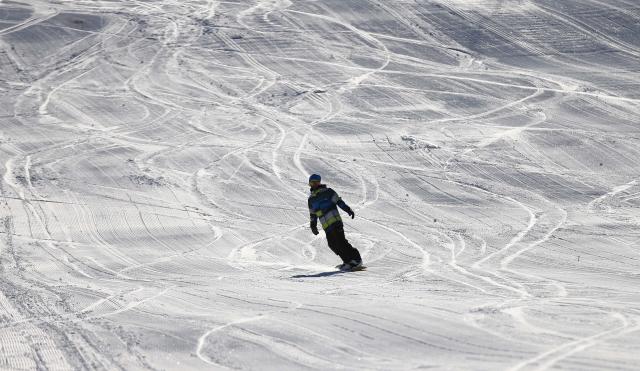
[{"left": 308, "top": 184, "right": 352, "bottom": 232}]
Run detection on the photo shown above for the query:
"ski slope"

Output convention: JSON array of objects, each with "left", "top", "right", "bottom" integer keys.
[{"left": 1, "top": 0, "right": 639, "bottom": 369}]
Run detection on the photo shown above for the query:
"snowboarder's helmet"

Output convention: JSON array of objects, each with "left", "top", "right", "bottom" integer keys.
[{"left": 308, "top": 174, "right": 321, "bottom": 184}]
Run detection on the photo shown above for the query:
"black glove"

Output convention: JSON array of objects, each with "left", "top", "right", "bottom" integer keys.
[
  {"left": 347, "top": 209, "right": 355, "bottom": 219},
  {"left": 311, "top": 224, "right": 319, "bottom": 235}
]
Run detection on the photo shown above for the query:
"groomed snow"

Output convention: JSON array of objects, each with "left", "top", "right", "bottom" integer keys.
[{"left": 1, "top": 0, "right": 639, "bottom": 370}]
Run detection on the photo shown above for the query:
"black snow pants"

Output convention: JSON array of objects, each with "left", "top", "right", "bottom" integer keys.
[{"left": 325, "top": 225, "right": 361, "bottom": 264}]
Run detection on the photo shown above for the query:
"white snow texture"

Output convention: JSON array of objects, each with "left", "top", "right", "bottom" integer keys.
[{"left": 0, "top": 0, "right": 639, "bottom": 370}]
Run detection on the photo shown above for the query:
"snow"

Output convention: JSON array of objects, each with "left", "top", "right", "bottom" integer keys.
[{"left": 1, "top": 0, "right": 639, "bottom": 370}]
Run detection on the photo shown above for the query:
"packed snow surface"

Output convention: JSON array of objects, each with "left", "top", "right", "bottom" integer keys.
[{"left": 1, "top": 0, "right": 639, "bottom": 370}]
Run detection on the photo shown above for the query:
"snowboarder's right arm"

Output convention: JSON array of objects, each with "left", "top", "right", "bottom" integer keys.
[{"left": 308, "top": 198, "right": 319, "bottom": 235}]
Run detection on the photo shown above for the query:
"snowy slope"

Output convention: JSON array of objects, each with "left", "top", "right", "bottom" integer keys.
[{"left": 1, "top": 0, "right": 639, "bottom": 369}]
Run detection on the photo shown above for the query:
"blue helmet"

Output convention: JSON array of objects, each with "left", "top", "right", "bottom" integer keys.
[{"left": 308, "top": 174, "right": 321, "bottom": 183}]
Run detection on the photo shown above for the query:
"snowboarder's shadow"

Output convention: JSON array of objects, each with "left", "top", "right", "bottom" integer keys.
[{"left": 291, "top": 270, "right": 343, "bottom": 278}]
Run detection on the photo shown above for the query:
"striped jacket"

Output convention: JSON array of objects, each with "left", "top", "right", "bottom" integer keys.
[{"left": 308, "top": 185, "right": 352, "bottom": 231}]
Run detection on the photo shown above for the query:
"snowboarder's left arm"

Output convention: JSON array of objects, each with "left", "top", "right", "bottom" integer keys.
[{"left": 332, "top": 190, "right": 355, "bottom": 219}]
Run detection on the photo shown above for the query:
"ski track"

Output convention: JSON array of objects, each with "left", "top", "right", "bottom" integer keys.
[{"left": 1, "top": 0, "right": 639, "bottom": 370}]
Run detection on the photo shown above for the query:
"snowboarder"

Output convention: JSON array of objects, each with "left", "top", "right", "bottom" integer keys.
[{"left": 307, "top": 174, "right": 363, "bottom": 271}]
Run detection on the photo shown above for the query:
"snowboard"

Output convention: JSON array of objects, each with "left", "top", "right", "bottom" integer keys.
[
  {"left": 347, "top": 265, "right": 366, "bottom": 272},
  {"left": 335, "top": 264, "right": 367, "bottom": 272}
]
